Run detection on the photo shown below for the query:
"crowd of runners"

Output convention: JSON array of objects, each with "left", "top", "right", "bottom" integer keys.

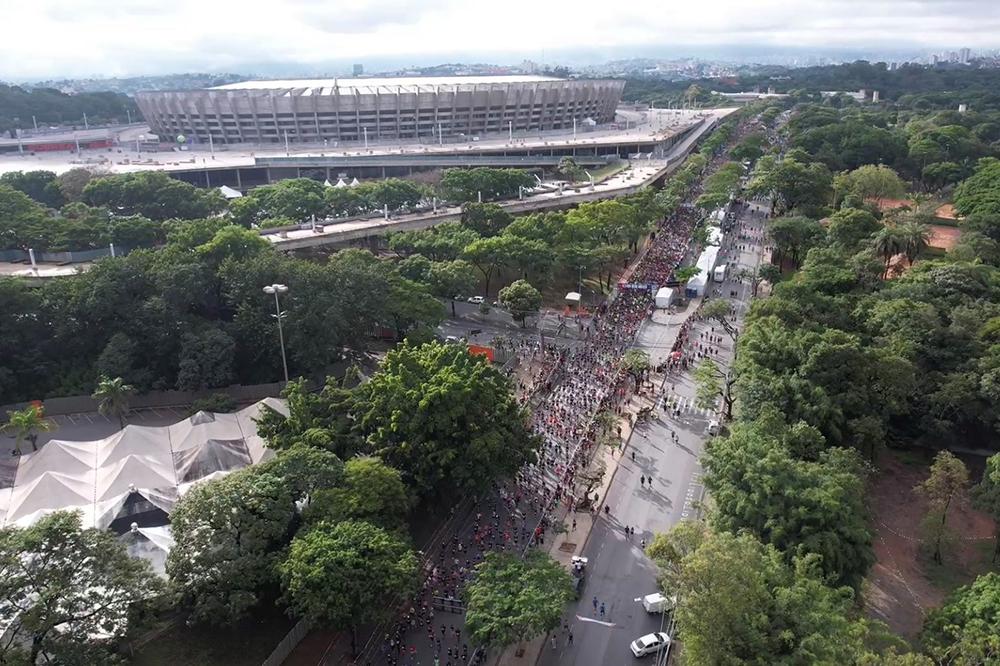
[{"left": 361, "top": 118, "right": 762, "bottom": 666}]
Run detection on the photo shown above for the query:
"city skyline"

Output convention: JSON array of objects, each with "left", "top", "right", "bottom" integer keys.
[{"left": 4, "top": 0, "right": 1000, "bottom": 80}]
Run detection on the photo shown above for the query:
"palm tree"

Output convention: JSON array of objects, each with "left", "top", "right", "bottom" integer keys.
[
  {"left": 898, "top": 221, "right": 932, "bottom": 266},
  {"left": 1, "top": 406, "right": 57, "bottom": 454},
  {"left": 872, "top": 226, "right": 904, "bottom": 279},
  {"left": 92, "top": 376, "right": 136, "bottom": 430}
]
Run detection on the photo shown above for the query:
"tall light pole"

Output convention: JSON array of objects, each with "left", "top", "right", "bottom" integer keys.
[{"left": 263, "top": 284, "right": 290, "bottom": 383}]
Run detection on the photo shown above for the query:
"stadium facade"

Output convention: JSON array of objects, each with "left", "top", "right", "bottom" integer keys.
[{"left": 135, "top": 75, "right": 626, "bottom": 145}]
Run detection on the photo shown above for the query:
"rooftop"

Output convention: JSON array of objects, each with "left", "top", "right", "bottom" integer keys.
[{"left": 209, "top": 75, "right": 566, "bottom": 95}]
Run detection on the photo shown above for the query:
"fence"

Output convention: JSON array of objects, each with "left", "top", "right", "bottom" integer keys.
[
  {"left": 0, "top": 381, "right": 289, "bottom": 417},
  {"left": 261, "top": 618, "right": 312, "bottom": 666}
]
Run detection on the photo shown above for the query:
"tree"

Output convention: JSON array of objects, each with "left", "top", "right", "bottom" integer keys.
[
  {"left": 556, "top": 156, "right": 585, "bottom": 181},
  {"left": 922, "top": 573, "right": 1000, "bottom": 664},
  {"left": 972, "top": 454, "right": 1000, "bottom": 562},
  {"left": 462, "top": 235, "right": 509, "bottom": 296},
  {"left": 0, "top": 170, "right": 64, "bottom": 208},
  {"left": 256, "top": 443, "right": 345, "bottom": 501},
  {"left": 355, "top": 341, "right": 540, "bottom": 500},
  {"left": 748, "top": 158, "right": 833, "bottom": 216},
  {"left": 700, "top": 298, "right": 738, "bottom": 340},
  {"left": 279, "top": 521, "right": 417, "bottom": 655},
  {"left": 0, "top": 512, "right": 161, "bottom": 665},
  {"left": 167, "top": 467, "right": 297, "bottom": 625},
  {"left": 176, "top": 328, "right": 236, "bottom": 391},
  {"left": 873, "top": 226, "right": 905, "bottom": 278},
  {"left": 427, "top": 259, "right": 478, "bottom": 316},
  {"left": 229, "top": 178, "right": 326, "bottom": 226},
  {"left": 499, "top": 279, "right": 542, "bottom": 327},
  {"left": 835, "top": 164, "right": 907, "bottom": 204},
  {"left": 768, "top": 215, "right": 825, "bottom": 268},
  {"left": 915, "top": 450, "right": 969, "bottom": 565},
  {"left": 954, "top": 157, "right": 1000, "bottom": 218},
  {"left": 826, "top": 208, "right": 880, "bottom": 251},
  {"left": 82, "top": 171, "right": 225, "bottom": 220},
  {"left": 255, "top": 377, "right": 361, "bottom": 459},
  {"left": 464, "top": 551, "right": 574, "bottom": 649},
  {"left": 305, "top": 456, "right": 411, "bottom": 530},
  {"left": 693, "top": 358, "right": 735, "bottom": 420},
  {"left": 622, "top": 348, "right": 651, "bottom": 392},
  {"left": 91, "top": 375, "right": 135, "bottom": 430},
  {"left": 1, "top": 405, "right": 56, "bottom": 454},
  {"left": 56, "top": 167, "right": 96, "bottom": 203},
  {"left": 674, "top": 265, "right": 701, "bottom": 284},
  {"left": 897, "top": 220, "right": 932, "bottom": 266},
  {"left": 703, "top": 416, "right": 874, "bottom": 590},
  {"left": 648, "top": 527, "right": 881, "bottom": 666},
  {"left": 461, "top": 202, "right": 512, "bottom": 237},
  {"left": 384, "top": 276, "right": 446, "bottom": 341}
]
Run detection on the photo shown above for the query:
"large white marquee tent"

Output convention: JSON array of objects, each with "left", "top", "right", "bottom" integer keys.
[{"left": 0, "top": 398, "right": 286, "bottom": 534}]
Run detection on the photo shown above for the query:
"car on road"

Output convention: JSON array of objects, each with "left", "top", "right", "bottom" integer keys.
[
  {"left": 467, "top": 296, "right": 485, "bottom": 304},
  {"left": 640, "top": 592, "right": 674, "bottom": 614},
  {"left": 630, "top": 632, "right": 671, "bottom": 658}
]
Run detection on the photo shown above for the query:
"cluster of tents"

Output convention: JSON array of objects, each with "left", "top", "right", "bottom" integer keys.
[{"left": 0, "top": 398, "right": 286, "bottom": 575}]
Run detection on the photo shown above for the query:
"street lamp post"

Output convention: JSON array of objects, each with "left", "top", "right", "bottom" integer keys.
[{"left": 263, "top": 284, "right": 290, "bottom": 383}]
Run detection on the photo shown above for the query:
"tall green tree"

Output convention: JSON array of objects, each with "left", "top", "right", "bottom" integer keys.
[
  {"left": 0, "top": 512, "right": 161, "bottom": 665},
  {"left": 499, "top": 279, "right": 542, "bottom": 327},
  {"left": 279, "top": 520, "right": 417, "bottom": 655},
  {"left": 464, "top": 551, "right": 574, "bottom": 649},
  {"left": 922, "top": 573, "right": 1000, "bottom": 664},
  {"left": 703, "top": 416, "right": 874, "bottom": 590},
  {"left": 647, "top": 526, "right": 885, "bottom": 666},
  {"left": 693, "top": 358, "right": 735, "bottom": 420},
  {"left": 915, "top": 450, "right": 969, "bottom": 565},
  {"left": 1, "top": 405, "right": 56, "bottom": 454},
  {"left": 305, "top": 456, "right": 411, "bottom": 530},
  {"left": 972, "top": 454, "right": 1000, "bottom": 562},
  {"left": 166, "top": 467, "right": 297, "bottom": 625},
  {"left": 91, "top": 375, "right": 135, "bottom": 430},
  {"left": 355, "top": 341, "right": 540, "bottom": 500}
]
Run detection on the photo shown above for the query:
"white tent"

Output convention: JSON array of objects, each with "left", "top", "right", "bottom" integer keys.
[
  {"left": 0, "top": 398, "right": 283, "bottom": 531},
  {"left": 685, "top": 246, "right": 720, "bottom": 297},
  {"left": 323, "top": 179, "right": 333, "bottom": 187},
  {"left": 334, "top": 178, "right": 347, "bottom": 188},
  {"left": 349, "top": 177, "right": 360, "bottom": 187},
  {"left": 565, "top": 291, "right": 581, "bottom": 305},
  {"left": 655, "top": 287, "right": 675, "bottom": 309},
  {"left": 218, "top": 185, "right": 242, "bottom": 199}
]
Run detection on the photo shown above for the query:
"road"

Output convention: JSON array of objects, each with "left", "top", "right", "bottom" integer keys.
[{"left": 537, "top": 201, "right": 770, "bottom": 666}]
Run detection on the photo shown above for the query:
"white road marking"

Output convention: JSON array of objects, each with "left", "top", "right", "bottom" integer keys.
[{"left": 575, "top": 615, "right": 616, "bottom": 628}]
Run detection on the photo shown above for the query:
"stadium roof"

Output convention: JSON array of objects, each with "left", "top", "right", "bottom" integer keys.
[{"left": 209, "top": 75, "right": 566, "bottom": 96}]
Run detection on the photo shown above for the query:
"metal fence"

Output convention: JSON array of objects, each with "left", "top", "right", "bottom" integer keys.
[{"left": 261, "top": 618, "right": 312, "bottom": 666}]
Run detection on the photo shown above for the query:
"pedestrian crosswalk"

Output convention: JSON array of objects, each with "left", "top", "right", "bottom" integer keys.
[{"left": 654, "top": 393, "right": 717, "bottom": 419}]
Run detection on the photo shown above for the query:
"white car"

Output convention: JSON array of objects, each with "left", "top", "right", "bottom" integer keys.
[
  {"left": 630, "top": 632, "right": 670, "bottom": 658},
  {"left": 467, "top": 296, "right": 485, "bottom": 304}
]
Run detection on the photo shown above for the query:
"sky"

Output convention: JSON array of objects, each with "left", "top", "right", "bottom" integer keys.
[{"left": 4, "top": 0, "right": 1000, "bottom": 79}]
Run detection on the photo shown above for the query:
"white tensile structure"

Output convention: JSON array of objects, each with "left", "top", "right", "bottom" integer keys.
[
  {"left": 0, "top": 398, "right": 286, "bottom": 535},
  {"left": 685, "top": 246, "right": 721, "bottom": 297}
]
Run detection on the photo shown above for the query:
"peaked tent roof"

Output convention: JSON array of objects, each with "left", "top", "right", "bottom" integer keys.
[{"left": 0, "top": 398, "right": 284, "bottom": 530}]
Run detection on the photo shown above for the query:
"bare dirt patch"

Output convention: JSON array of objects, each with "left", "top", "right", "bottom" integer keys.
[{"left": 865, "top": 450, "right": 997, "bottom": 641}]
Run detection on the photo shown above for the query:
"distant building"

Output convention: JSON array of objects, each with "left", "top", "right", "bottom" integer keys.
[
  {"left": 352, "top": 63, "right": 364, "bottom": 76},
  {"left": 960, "top": 48, "right": 971, "bottom": 64},
  {"left": 136, "top": 75, "right": 625, "bottom": 145}
]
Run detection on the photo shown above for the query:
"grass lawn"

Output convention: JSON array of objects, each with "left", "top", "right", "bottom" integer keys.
[{"left": 130, "top": 606, "right": 296, "bottom": 666}]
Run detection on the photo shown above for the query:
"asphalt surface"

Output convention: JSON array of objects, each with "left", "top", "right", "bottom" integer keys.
[{"left": 536, "top": 201, "right": 770, "bottom": 666}]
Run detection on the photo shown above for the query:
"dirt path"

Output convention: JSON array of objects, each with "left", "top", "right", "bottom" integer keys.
[{"left": 865, "top": 452, "right": 997, "bottom": 640}]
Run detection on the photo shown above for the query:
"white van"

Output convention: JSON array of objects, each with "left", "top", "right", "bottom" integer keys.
[
  {"left": 713, "top": 264, "right": 728, "bottom": 283},
  {"left": 641, "top": 593, "right": 674, "bottom": 614}
]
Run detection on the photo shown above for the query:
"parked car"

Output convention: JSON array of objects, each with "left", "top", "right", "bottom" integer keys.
[
  {"left": 640, "top": 592, "right": 676, "bottom": 614},
  {"left": 468, "top": 296, "right": 485, "bottom": 304},
  {"left": 630, "top": 632, "right": 671, "bottom": 658}
]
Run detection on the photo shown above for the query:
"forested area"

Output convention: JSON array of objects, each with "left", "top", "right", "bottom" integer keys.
[
  {"left": 645, "top": 96, "right": 1000, "bottom": 664},
  {"left": 623, "top": 61, "right": 1000, "bottom": 111},
  {"left": 0, "top": 84, "right": 139, "bottom": 134}
]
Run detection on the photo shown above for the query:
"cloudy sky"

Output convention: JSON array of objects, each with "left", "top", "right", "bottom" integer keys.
[{"left": 4, "top": 0, "right": 1000, "bottom": 79}]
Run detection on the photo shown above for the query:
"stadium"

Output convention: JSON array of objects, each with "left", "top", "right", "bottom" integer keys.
[{"left": 135, "top": 75, "right": 626, "bottom": 145}]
